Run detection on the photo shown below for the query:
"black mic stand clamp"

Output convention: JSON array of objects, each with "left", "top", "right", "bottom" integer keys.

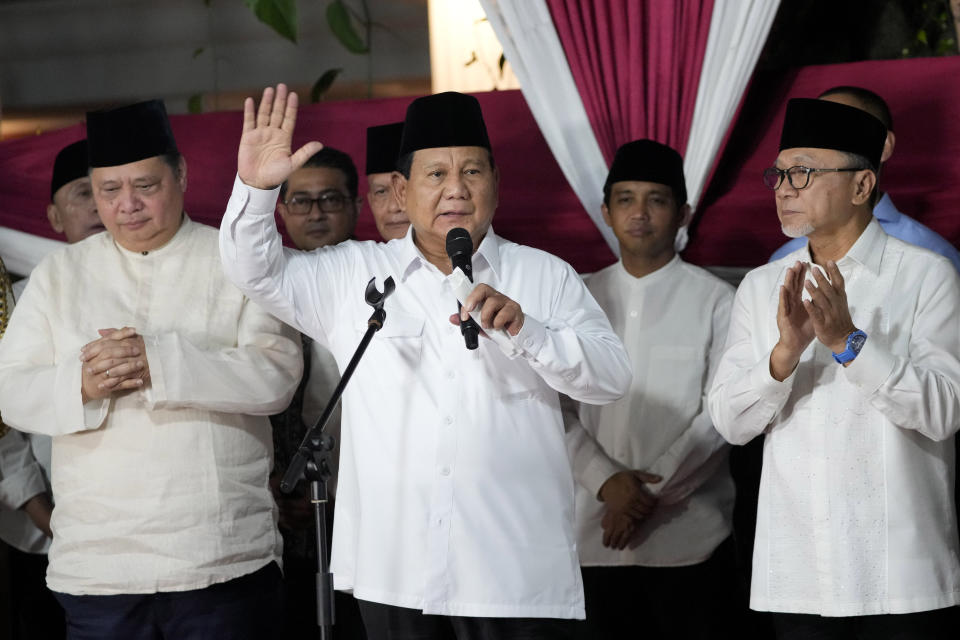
[{"left": 280, "top": 276, "right": 395, "bottom": 640}]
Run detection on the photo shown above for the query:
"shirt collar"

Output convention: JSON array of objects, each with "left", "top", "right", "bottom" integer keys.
[
  {"left": 838, "top": 216, "right": 885, "bottom": 275},
  {"left": 615, "top": 253, "right": 681, "bottom": 287},
  {"left": 873, "top": 192, "right": 899, "bottom": 223},
  {"left": 396, "top": 226, "right": 501, "bottom": 283},
  {"left": 112, "top": 213, "right": 192, "bottom": 257}
]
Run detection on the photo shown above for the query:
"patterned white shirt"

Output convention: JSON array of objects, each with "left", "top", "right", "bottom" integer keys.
[
  {"left": 709, "top": 218, "right": 960, "bottom": 616},
  {"left": 0, "top": 218, "right": 301, "bottom": 595}
]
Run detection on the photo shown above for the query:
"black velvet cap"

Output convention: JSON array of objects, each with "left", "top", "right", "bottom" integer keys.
[
  {"left": 50, "top": 139, "right": 89, "bottom": 199},
  {"left": 779, "top": 98, "right": 886, "bottom": 170},
  {"left": 604, "top": 139, "right": 687, "bottom": 204},
  {"left": 398, "top": 92, "right": 491, "bottom": 158},
  {"left": 86, "top": 99, "right": 179, "bottom": 168},
  {"left": 365, "top": 122, "right": 404, "bottom": 174}
]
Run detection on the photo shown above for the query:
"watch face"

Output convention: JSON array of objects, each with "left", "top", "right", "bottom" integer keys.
[{"left": 850, "top": 333, "right": 867, "bottom": 352}]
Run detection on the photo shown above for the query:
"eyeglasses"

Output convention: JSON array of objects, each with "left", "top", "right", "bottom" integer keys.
[
  {"left": 762, "top": 165, "right": 865, "bottom": 191},
  {"left": 284, "top": 192, "right": 349, "bottom": 215}
]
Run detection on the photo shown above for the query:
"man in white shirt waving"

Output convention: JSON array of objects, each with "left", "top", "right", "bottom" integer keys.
[
  {"left": 0, "top": 100, "right": 301, "bottom": 639},
  {"left": 219, "top": 84, "right": 631, "bottom": 639},
  {"left": 709, "top": 98, "right": 960, "bottom": 638},
  {"left": 567, "top": 139, "right": 740, "bottom": 639}
]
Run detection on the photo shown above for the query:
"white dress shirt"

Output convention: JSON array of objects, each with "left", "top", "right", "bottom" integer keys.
[
  {"left": 709, "top": 218, "right": 960, "bottom": 616},
  {"left": 567, "top": 256, "right": 735, "bottom": 566},
  {"left": 0, "top": 275, "right": 52, "bottom": 555},
  {"left": 220, "top": 177, "right": 632, "bottom": 619},
  {"left": 0, "top": 217, "right": 301, "bottom": 596}
]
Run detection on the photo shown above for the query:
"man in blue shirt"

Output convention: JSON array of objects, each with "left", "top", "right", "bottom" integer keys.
[{"left": 769, "top": 86, "right": 960, "bottom": 271}]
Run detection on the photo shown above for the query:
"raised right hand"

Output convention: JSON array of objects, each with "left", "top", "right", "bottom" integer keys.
[{"left": 238, "top": 84, "right": 324, "bottom": 190}]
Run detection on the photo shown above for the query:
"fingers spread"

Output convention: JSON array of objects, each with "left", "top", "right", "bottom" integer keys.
[
  {"left": 256, "top": 86, "right": 274, "bottom": 128},
  {"left": 242, "top": 97, "right": 256, "bottom": 133}
]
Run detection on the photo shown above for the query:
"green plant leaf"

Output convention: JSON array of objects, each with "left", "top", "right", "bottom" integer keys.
[
  {"left": 192, "top": 47, "right": 206, "bottom": 58},
  {"left": 311, "top": 68, "right": 343, "bottom": 102},
  {"left": 917, "top": 28, "right": 928, "bottom": 45},
  {"left": 244, "top": 0, "right": 298, "bottom": 44},
  {"left": 326, "top": 1, "right": 369, "bottom": 54},
  {"left": 498, "top": 52, "right": 506, "bottom": 76},
  {"left": 188, "top": 94, "right": 204, "bottom": 114}
]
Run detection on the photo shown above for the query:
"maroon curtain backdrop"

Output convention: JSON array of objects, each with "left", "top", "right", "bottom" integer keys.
[
  {"left": 3, "top": 57, "right": 959, "bottom": 273},
  {"left": 685, "top": 55, "right": 960, "bottom": 267},
  {"left": 0, "top": 90, "right": 615, "bottom": 274},
  {"left": 545, "top": 0, "right": 714, "bottom": 163}
]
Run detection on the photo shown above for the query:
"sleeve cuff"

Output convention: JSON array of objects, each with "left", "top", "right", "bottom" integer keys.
[
  {"left": 0, "top": 460, "right": 47, "bottom": 510},
  {"left": 512, "top": 314, "right": 547, "bottom": 357},
  {"left": 55, "top": 357, "right": 109, "bottom": 433},
  {"left": 140, "top": 333, "right": 169, "bottom": 408},
  {"left": 748, "top": 349, "right": 796, "bottom": 407},
  {"left": 231, "top": 174, "right": 281, "bottom": 217},
  {"left": 842, "top": 338, "right": 896, "bottom": 395},
  {"left": 580, "top": 454, "right": 623, "bottom": 500}
]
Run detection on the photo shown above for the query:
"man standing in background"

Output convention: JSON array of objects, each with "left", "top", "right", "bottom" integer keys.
[
  {"left": 364, "top": 122, "right": 409, "bottom": 241},
  {"left": 567, "top": 139, "right": 738, "bottom": 639}
]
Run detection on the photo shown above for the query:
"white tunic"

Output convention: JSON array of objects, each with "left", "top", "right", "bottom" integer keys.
[
  {"left": 0, "top": 217, "right": 301, "bottom": 595},
  {"left": 708, "top": 219, "right": 960, "bottom": 616},
  {"left": 219, "top": 178, "right": 632, "bottom": 619},
  {"left": 567, "top": 256, "right": 735, "bottom": 566}
]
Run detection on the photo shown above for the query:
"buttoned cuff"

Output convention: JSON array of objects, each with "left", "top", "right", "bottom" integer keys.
[
  {"left": 581, "top": 454, "right": 623, "bottom": 501},
  {"left": 750, "top": 349, "right": 796, "bottom": 407},
  {"left": 842, "top": 339, "right": 896, "bottom": 395},
  {"left": 0, "top": 459, "right": 47, "bottom": 510},
  {"left": 512, "top": 314, "right": 546, "bottom": 357},
  {"left": 231, "top": 174, "right": 281, "bottom": 217}
]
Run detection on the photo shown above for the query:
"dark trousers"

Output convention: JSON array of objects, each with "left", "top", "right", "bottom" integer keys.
[
  {"left": 54, "top": 562, "right": 282, "bottom": 640},
  {"left": 772, "top": 608, "right": 960, "bottom": 639},
  {"left": 575, "top": 536, "right": 746, "bottom": 639},
  {"left": 356, "top": 599, "right": 577, "bottom": 640},
  {"left": 6, "top": 547, "right": 66, "bottom": 639}
]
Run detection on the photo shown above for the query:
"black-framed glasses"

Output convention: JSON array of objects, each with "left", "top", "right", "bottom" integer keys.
[
  {"left": 762, "top": 165, "right": 865, "bottom": 191},
  {"left": 284, "top": 192, "right": 349, "bottom": 215}
]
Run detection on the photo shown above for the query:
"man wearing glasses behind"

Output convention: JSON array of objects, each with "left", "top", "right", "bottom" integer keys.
[
  {"left": 271, "top": 147, "right": 368, "bottom": 638},
  {"left": 708, "top": 98, "right": 960, "bottom": 638}
]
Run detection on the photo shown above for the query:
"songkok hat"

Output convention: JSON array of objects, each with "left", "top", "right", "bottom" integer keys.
[
  {"left": 50, "top": 139, "right": 89, "bottom": 199},
  {"left": 86, "top": 99, "right": 179, "bottom": 168},
  {"left": 365, "top": 122, "right": 404, "bottom": 174},
  {"left": 398, "top": 92, "right": 491, "bottom": 158},
  {"left": 779, "top": 98, "right": 886, "bottom": 171},
  {"left": 604, "top": 139, "right": 687, "bottom": 205}
]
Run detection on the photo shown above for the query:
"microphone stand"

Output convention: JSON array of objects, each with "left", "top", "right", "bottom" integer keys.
[{"left": 281, "top": 276, "right": 395, "bottom": 640}]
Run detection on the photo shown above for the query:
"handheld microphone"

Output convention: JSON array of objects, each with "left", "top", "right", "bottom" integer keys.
[{"left": 445, "top": 228, "right": 480, "bottom": 350}]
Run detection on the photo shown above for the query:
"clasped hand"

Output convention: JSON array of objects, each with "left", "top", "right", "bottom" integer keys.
[
  {"left": 598, "top": 470, "right": 662, "bottom": 550},
  {"left": 80, "top": 327, "right": 150, "bottom": 402},
  {"left": 770, "top": 260, "right": 857, "bottom": 381}
]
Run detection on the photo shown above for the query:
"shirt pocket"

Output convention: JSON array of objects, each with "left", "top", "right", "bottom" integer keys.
[{"left": 363, "top": 309, "right": 424, "bottom": 368}]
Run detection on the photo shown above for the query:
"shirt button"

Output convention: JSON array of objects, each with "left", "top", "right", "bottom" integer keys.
[
  {"left": 440, "top": 467, "right": 451, "bottom": 476},
  {"left": 444, "top": 415, "right": 453, "bottom": 425},
  {"left": 629, "top": 310, "right": 638, "bottom": 318},
  {"left": 446, "top": 371, "right": 455, "bottom": 380}
]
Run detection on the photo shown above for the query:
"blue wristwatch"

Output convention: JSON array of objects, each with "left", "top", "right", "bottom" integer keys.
[{"left": 832, "top": 329, "right": 867, "bottom": 364}]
